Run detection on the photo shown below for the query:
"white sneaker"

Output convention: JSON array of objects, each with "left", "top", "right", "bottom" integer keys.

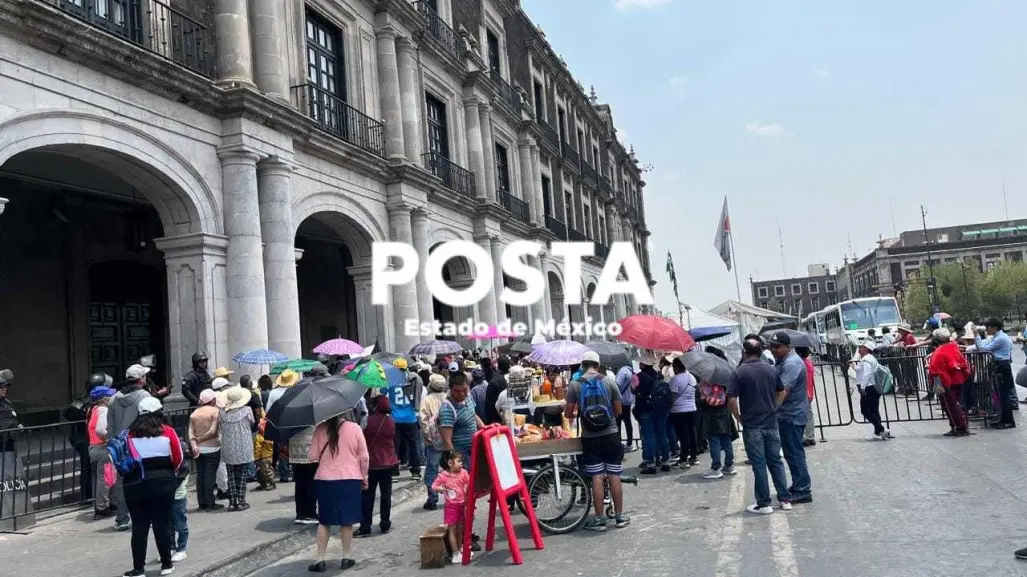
[
  {"left": 702, "top": 469, "right": 724, "bottom": 480},
  {"left": 746, "top": 504, "right": 774, "bottom": 515},
  {"left": 171, "top": 551, "right": 187, "bottom": 563},
  {"left": 780, "top": 501, "right": 793, "bottom": 511},
  {"left": 866, "top": 434, "right": 881, "bottom": 441},
  {"left": 160, "top": 565, "right": 175, "bottom": 576}
]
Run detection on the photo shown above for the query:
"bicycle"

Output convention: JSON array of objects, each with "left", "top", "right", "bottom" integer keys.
[{"left": 517, "top": 455, "right": 639, "bottom": 534}]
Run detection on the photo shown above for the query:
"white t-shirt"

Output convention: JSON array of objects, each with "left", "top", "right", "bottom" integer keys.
[{"left": 669, "top": 372, "right": 697, "bottom": 413}]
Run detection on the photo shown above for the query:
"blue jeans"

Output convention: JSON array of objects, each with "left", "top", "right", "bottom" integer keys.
[
  {"left": 639, "top": 408, "right": 671, "bottom": 464},
  {"left": 708, "top": 434, "right": 734, "bottom": 471},
  {"left": 778, "top": 422, "right": 812, "bottom": 498},
  {"left": 171, "top": 497, "right": 188, "bottom": 552},
  {"left": 742, "top": 427, "right": 791, "bottom": 508},
  {"left": 667, "top": 421, "right": 679, "bottom": 455},
  {"left": 638, "top": 413, "right": 653, "bottom": 463},
  {"left": 424, "top": 447, "right": 441, "bottom": 505}
]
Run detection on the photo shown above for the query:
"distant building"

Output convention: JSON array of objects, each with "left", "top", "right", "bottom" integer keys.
[
  {"left": 807, "top": 263, "right": 831, "bottom": 277},
  {"left": 750, "top": 271, "right": 838, "bottom": 317},
  {"left": 836, "top": 218, "right": 1027, "bottom": 299}
]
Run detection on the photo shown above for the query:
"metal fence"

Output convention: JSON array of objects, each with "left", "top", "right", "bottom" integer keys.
[{"left": 0, "top": 408, "right": 193, "bottom": 525}]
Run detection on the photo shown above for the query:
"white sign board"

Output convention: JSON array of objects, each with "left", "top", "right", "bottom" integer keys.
[{"left": 489, "top": 433, "right": 521, "bottom": 492}]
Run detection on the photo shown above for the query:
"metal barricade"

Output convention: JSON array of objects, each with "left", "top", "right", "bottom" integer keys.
[
  {"left": 810, "top": 362, "right": 855, "bottom": 441},
  {"left": 0, "top": 407, "right": 193, "bottom": 526}
]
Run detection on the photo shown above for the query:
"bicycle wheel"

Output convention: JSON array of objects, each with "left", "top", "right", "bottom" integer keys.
[{"left": 527, "top": 463, "right": 591, "bottom": 534}]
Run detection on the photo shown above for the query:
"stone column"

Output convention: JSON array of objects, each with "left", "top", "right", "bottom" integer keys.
[
  {"left": 250, "top": 0, "right": 286, "bottom": 97},
  {"left": 530, "top": 143, "right": 544, "bottom": 224},
  {"left": 517, "top": 139, "right": 537, "bottom": 225},
  {"left": 215, "top": 0, "right": 254, "bottom": 86},
  {"left": 479, "top": 103, "right": 497, "bottom": 201},
  {"left": 606, "top": 205, "right": 618, "bottom": 244},
  {"left": 463, "top": 98, "right": 487, "bottom": 199},
  {"left": 219, "top": 150, "right": 269, "bottom": 358},
  {"left": 411, "top": 209, "right": 434, "bottom": 330},
  {"left": 375, "top": 27, "right": 405, "bottom": 160},
  {"left": 529, "top": 254, "right": 547, "bottom": 327},
  {"left": 489, "top": 238, "right": 506, "bottom": 341},
  {"left": 397, "top": 38, "right": 423, "bottom": 164},
  {"left": 475, "top": 236, "right": 499, "bottom": 328},
  {"left": 258, "top": 157, "right": 301, "bottom": 358},
  {"left": 388, "top": 206, "right": 420, "bottom": 352}
]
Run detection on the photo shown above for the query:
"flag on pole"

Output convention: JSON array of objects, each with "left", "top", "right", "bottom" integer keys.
[
  {"left": 713, "top": 197, "right": 732, "bottom": 271},
  {"left": 666, "top": 251, "right": 679, "bottom": 300}
]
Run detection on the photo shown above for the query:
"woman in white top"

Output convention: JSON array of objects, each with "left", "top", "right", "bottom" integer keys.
[{"left": 668, "top": 358, "right": 699, "bottom": 466}]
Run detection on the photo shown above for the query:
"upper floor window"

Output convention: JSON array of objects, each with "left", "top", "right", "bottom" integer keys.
[
  {"left": 598, "top": 216, "right": 606, "bottom": 244},
  {"left": 825, "top": 280, "right": 836, "bottom": 292},
  {"left": 807, "top": 282, "right": 819, "bottom": 294},
  {"left": 774, "top": 285, "right": 786, "bottom": 297},
  {"left": 533, "top": 81, "right": 544, "bottom": 119},
  {"left": 425, "top": 93, "right": 449, "bottom": 157},
  {"left": 306, "top": 11, "right": 345, "bottom": 101},
  {"left": 486, "top": 29, "right": 501, "bottom": 75},
  {"left": 811, "top": 296, "right": 820, "bottom": 310},
  {"left": 557, "top": 107, "right": 567, "bottom": 141},
  {"left": 583, "top": 205, "right": 592, "bottom": 238},
  {"left": 564, "top": 191, "right": 574, "bottom": 228},
  {"left": 576, "top": 128, "right": 584, "bottom": 152},
  {"left": 541, "top": 175, "right": 552, "bottom": 216},
  {"left": 757, "top": 286, "right": 769, "bottom": 298},
  {"left": 495, "top": 143, "right": 511, "bottom": 194}
]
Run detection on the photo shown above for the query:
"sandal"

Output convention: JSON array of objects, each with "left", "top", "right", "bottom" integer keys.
[
  {"left": 340, "top": 559, "right": 356, "bottom": 570},
  {"left": 307, "top": 561, "right": 327, "bottom": 573}
]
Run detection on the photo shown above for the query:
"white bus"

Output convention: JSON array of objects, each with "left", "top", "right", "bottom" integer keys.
[
  {"left": 801, "top": 310, "right": 828, "bottom": 356},
  {"left": 823, "top": 297, "right": 903, "bottom": 360}
]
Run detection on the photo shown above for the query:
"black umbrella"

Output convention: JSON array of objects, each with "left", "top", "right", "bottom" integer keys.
[
  {"left": 500, "top": 334, "right": 536, "bottom": 355},
  {"left": 766, "top": 328, "right": 815, "bottom": 349},
  {"left": 265, "top": 375, "right": 366, "bottom": 429},
  {"left": 681, "top": 351, "right": 734, "bottom": 385},
  {"left": 689, "top": 326, "right": 734, "bottom": 343},
  {"left": 584, "top": 341, "right": 632, "bottom": 369},
  {"left": 367, "top": 351, "right": 415, "bottom": 367}
]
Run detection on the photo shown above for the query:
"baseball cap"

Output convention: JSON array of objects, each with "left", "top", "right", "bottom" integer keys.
[
  {"left": 0, "top": 368, "right": 12, "bottom": 387},
  {"left": 581, "top": 351, "right": 601, "bottom": 364},
  {"left": 126, "top": 364, "right": 151, "bottom": 380},
  {"left": 137, "top": 397, "right": 163, "bottom": 415},
  {"left": 198, "top": 389, "right": 218, "bottom": 405},
  {"left": 448, "top": 361, "right": 460, "bottom": 372},
  {"left": 211, "top": 377, "right": 230, "bottom": 390},
  {"left": 767, "top": 332, "right": 791, "bottom": 347}
]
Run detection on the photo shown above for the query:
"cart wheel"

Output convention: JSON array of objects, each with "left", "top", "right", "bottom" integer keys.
[
  {"left": 526, "top": 464, "right": 591, "bottom": 535},
  {"left": 605, "top": 505, "right": 615, "bottom": 519}
]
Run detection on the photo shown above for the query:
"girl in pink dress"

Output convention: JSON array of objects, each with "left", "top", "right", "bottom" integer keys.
[{"left": 431, "top": 451, "right": 470, "bottom": 562}]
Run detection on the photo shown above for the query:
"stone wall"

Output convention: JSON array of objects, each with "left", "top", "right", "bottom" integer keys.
[{"left": 452, "top": 0, "right": 482, "bottom": 42}]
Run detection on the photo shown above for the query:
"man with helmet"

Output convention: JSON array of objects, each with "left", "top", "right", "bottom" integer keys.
[
  {"left": 63, "top": 372, "right": 114, "bottom": 506},
  {"left": 181, "top": 351, "right": 211, "bottom": 407}
]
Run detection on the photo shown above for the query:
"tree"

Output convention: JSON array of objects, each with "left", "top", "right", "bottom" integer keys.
[
  {"left": 900, "top": 279, "right": 931, "bottom": 324},
  {"left": 900, "top": 260, "right": 1027, "bottom": 325}
]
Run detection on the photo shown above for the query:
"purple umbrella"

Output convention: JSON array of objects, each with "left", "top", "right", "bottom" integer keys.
[
  {"left": 313, "top": 338, "right": 364, "bottom": 356},
  {"left": 409, "top": 339, "right": 463, "bottom": 356},
  {"left": 526, "top": 340, "right": 591, "bottom": 366}
]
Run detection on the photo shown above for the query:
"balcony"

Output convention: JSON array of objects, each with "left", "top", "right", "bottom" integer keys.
[
  {"left": 568, "top": 228, "right": 587, "bottom": 242},
  {"left": 500, "top": 190, "right": 531, "bottom": 224},
  {"left": 545, "top": 215, "right": 567, "bottom": 239},
  {"left": 538, "top": 117, "right": 561, "bottom": 152},
  {"left": 599, "top": 176, "right": 612, "bottom": 196},
  {"left": 296, "top": 83, "right": 386, "bottom": 157},
  {"left": 423, "top": 152, "right": 476, "bottom": 197},
  {"left": 43, "top": 0, "right": 216, "bottom": 78},
  {"left": 561, "top": 142, "right": 580, "bottom": 168},
  {"left": 581, "top": 161, "right": 597, "bottom": 187},
  {"left": 594, "top": 243, "right": 610, "bottom": 259},
  {"left": 413, "top": 1, "right": 462, "bottom": 61},
  {"left": 490, "top": 69, "right": 522, "bottom": 112}
]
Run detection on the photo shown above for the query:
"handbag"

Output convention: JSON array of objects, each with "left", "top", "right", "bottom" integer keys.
[{"left": 103, "top": 461, "right": 116, "bottom": 488}]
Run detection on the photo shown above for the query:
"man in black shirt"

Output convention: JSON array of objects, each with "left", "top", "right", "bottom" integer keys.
[
  {"left": 181, "top": 351, "right": 211, "bottom": 406},
  {"left": 483, "top": 356, "right": 511, "bottom": 425}
]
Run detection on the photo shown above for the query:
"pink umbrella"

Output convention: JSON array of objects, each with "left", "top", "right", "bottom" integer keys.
[{"left": 313, "top": 338, "right": 364, "bottom": 356}]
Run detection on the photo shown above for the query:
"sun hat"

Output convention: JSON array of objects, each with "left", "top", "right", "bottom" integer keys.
[
  {"left": 895, "top": 324, "right": 912, "bottom": 333},
  {"left": 213, "top": 367, "right": 234, "bottom": 378},
  {"left": 211, "top": 377, "right": 230, "bottom": 390},
  {"left": 464, "top": 360, "right": 478, "bottom": 369},
  {"left": 932, "top": 327, "right": 952, "bottom": 341},
  {"left": 137, "top": 397, "right": 163, "bottom": 415},
  {"left": 125, "top": 364, "right": 151, "bottom": 380},
  {"left": 858, "top": 340, "right": 876, "bottom": 351},
  {"left": 275, "top": 369, "right": 300, "bottom": 387},
  {"left": 222, "top": 386, "right": 252, "bottom": 411},
  {"left": 428, "top": 373, "right": 447, "bottom": 392},
  {"left": 198, "top": 389, "right": 218, "bottom": 405}
]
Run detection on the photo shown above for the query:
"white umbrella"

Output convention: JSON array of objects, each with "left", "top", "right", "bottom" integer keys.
[{"left": 530, "top": 332, "right": 548, "bottom": 346}]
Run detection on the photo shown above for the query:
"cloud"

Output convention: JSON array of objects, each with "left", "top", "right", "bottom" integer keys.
[
  {"left": 668, "top": 76, "right": 689, "bottom": 87},
  {"left": 745, "top": 121, "right": 789, "bottom": 139},
  {"left": 814, "top": 69, "right": 830, "bottom": 79},
  {"left": 615, "top": 0, "right": 671, "bottom": 11}
]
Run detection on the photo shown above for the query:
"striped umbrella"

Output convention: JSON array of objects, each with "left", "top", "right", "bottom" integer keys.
[
  {"left": 313, "top": 338, "right": 364, "bottom": 356},
  {"left": 232, "top": 348, "right": 289, "bottom": 365},
  {"left": 409, "top": 339, "right": 462, "bottom": 356}
]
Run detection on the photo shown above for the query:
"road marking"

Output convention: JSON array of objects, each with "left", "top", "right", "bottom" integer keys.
[
  {"left": 714, "top": 470, "right": 746, "bottom": 577},
  {"left": 769, "top": 502, "right": 799, "bottom": 577}
]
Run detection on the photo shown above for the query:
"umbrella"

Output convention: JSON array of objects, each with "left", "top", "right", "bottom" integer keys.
[
  {"left": 368, "top": 352, "right": 415, "bottom": 366},
  {"left": 689, "top": 326, "right": 734, "bottom": 343},
  {"left": 616, "top": 314, "right": 695, "bottom": 352},
  {"left": 269, "top": 359, "right": 320, "bottom": 376},
  {"left": 1017, "top": 365, "right": 1027, "bottom": 388},
  {"left": 530, "top": 333, "right": 547, "bottom": 346},
  {"left": 501, "top": 333, "right": 540, "bottom": 355},
  {"left": 232, "top": 348, "right": 288, "bottom": 365},
  {"left": 313, "top": 338, "right": 365, "bottom": 356},
  {"left": 681, "top": 351, "right": 735, "bottom": 385},
  {"left": 584, "top": 341, "right": 631, "bottom": 369},
  {"left": 265, "top": 376, "right": 366, "bottom": 429},
  {"left": 409, "top": 339, "right": 462, "bottom": 356},
  {"left": 344, "top": 359, "right": 405, "bottom": 389},
  {"left": 768, "top": 328, "right": 815, "bottom": 349},
  {"left": 526, "top": 340, "right": 591, "bottom": 366},
  {"left": 933, "top": 312, "right": 952, "bottom": 321}
]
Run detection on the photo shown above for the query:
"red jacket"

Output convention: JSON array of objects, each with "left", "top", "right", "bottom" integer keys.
[
  {"left": 928, "top": 342, "right": 971, "bottom": 388},
  {"left": 803, "top": 357, "right": 815, "bottom": 401},
  {"left": 364, "top": 413, "right": 399, "bottom": 470}
]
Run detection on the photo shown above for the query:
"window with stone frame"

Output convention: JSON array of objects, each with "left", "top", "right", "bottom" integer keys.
[
  {"left": 306, "top": 11, "right": 345, "bottom": 101},
  {"left": 495, "top": 143, "right": 511, "bottom": 194},
  {"left": 486, "top": 29, "right": 501, "bottom": 75},
  {"left": 791, "top": 283, "right": 802, "bottom": 296},
  {"left": 425, "top": 92, "right": 449, "bottom": 158},
  {"left": 757, "top": 286, "right": 769, "bottom": 298},
  {"left": 533, "top": 80, "right": 545, "bottom": 119},
  {"left": 583, "top": 205, "right": 592, "bottom": 238},
  {"left": 541, "top": 175, "right": 553, "bottom": 217},
  {"left": 808, "top": 282, "right": 819, "bottom": 294},
  {"left": 774, "top": 285, "right": 785, "bottom": 297},
  {"left": 825, "top": 280, "right": 836, "bottom": 292},
  {"left": 564, "top": 191, "right": 575, "bottom": 229}
]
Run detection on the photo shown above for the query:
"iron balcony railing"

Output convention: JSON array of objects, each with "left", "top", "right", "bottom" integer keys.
[
  {"left": 538, "top": 117, "right": 560, "bottom": 150},
  {"left": 594, "top": 243, "right": 610, "bottom": 259},
  {"left": 568, "top": 228, "right": 587, "bottom": 242},
  {"left": 296, "top": 83, "right": 386, "bottom": 157},
  {"left": 600, "top": 175, "right": 612, "bottom": 196},
  {"left": 545, "top": 215, "right": 567, "bottom": 239},
  {"left": 500, "top": 190, "right": 531, "bottom": 223},
  {"left": 581, "top": 161, "right": 598, "bottom": 186},
  {"left": 412, "top": 1, "right": 462, "bottom": 61},
  {"left": 43, "top": 0, "right": 215, "bottom": 78},
  {"left": 423, "top": 152, "right": 476, "bottom": 197},
  {"left": 490, "top": 69, "right": 522, "bottom": 111},
  {"left": 561, "top": 142, "right": 580, "bottom": 167}
]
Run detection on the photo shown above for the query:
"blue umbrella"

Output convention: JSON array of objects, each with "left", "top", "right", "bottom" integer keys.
[
  {"left": 689, "top": 326, "right": 734, "bottom": 343},
  {"left": 233, "top": 348, "right": 289, "bottom": 365}
]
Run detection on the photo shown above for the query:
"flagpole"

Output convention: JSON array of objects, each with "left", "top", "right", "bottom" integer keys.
[{"left": 729, "top": 230, "right": 742, "bottom": 303}]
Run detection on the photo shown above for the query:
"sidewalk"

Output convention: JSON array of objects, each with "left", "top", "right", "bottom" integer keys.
[{"left": 0, "top": 474, "right": 425, "bottom": 577}]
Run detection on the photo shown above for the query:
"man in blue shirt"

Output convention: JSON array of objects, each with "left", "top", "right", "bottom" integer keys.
[
  {"left": 768, "top": 331, "right": 813, "bottom": 503},
  {"left": 976, "top": 317, "right": 1016, "bottom": 429},
  {"left": 388, "top": 360, "right": 422, "bottom": 479}
]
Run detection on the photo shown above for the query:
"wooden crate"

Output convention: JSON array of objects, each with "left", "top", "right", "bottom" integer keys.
[
  {"left": 419, "top": 525, "right": 449, "bottom": 569},
  {"left": 514, "top": 437, "right": 582, "bottom": 459}
]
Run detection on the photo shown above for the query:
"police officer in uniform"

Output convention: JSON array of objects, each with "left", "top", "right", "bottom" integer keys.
[{"left": 181, "top": 351, "right": 211, "bottom": 406}]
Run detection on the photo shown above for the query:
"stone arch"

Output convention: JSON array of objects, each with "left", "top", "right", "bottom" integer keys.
[
  {"left": 291, "top": 191, "right": 387, "bottom": 263},
  {"left": 0, "top": 109, "right": 219, "bottom": 236}
]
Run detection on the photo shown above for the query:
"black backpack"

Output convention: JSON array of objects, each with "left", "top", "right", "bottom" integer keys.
[{"left": 649, "top": 380, "right": 673, "bottom": 411}]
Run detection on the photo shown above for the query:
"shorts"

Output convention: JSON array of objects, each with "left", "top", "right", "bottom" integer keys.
[
  {"left": 444, "top": 501, "right": 464, "bottom": 525},
  {"left": 580, "top": 433, "right": 624, "bottom": 476}
]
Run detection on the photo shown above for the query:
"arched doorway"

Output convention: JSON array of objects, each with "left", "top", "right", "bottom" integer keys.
[
  {"left": 548, "top": 271, "right": 566, "bottom": 324},
  {"left": 504, "top": 274, "right": 531, "bottom": 328},
  {"left": 429, "top": 243, "right": 474, "bottom": 347}
]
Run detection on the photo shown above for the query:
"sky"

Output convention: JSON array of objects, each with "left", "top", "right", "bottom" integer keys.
[{"left": 520, "top": 0, "right": 1027, "bottom": 313}]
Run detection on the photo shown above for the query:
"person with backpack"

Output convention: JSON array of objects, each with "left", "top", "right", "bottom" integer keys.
[
  {"left": 614, "top": 363, "right": 635, "bottom": 452},
  {"left": 87, "top": 385, "right": 117, "bottom": 519},
  {"left": 697, "top": 371, "right": 737, "bottom": 480},
  {"left": 927, "top": 328, "right": 971, "bottom": 437},
  {"left": 668, "top": 358, "right": 699, "bottom": 468},
  {"left": 564, "top": 351, "right": 630, "bottom": 532},
  {"left": 107, "top": 364, "right": 153, "bottom": 531},
  {"left": 114, "top": 397, "right": 184, "bottom": 577},
  {"left": 419, "top": 373, "right": 448, "bottom": 510},
  {"left": 633, "top": 353, "right": 669, "bottom": 474},
  {"left": 389, "top": 359, "right": 421, "bottom": 481},
  {"left": 65, "top": 373, "right": 110, "bottom": 508},
  {"left": 854, "top": 340, "right": 890, "bottom": 441}
]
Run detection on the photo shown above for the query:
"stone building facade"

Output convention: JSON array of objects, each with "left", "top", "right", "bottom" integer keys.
[
  {"left": 0, "top": 0, "right": 652, "bottom": 413},
  {"left": 750, "top": 274, "right": 838, "bottom": 317}
]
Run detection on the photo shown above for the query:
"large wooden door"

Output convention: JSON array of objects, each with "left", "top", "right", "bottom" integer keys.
[{"left": 88, "top": 302, "right": 153, "bottom": 380}]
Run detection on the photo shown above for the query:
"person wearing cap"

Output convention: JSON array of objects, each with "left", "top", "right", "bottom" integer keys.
[
  {"left": 927, "top": 328, "right": 971, "bottom": 437},
  {"left": 120, "top": 396, "right": 184, "bottom": 577},
  {"left": 974, "top": 317, "right": 1016, "bottom": 428},
  {"left": 632, "top": 352, "right": 669, "bottom": 474},
  {"left": 388, "top": 359, "right": 422, "bottom": 481},
  {"left": 854, "top": 340, "right": 889, "bottom": 441},
  {"left": 420, "top": 373, "right": 449, "bottom": 510},
  {"left": 181, "top": 351, "right": 211, "bottom": 407},
  {"left": 87, "top": 385, "right": 117, "bottom": 519},
  {"left": 565, "top": 350, "right": 629, "bottom": 531},
  {"left": 767, "top": 331, "right": 813, "bottom": 504},
  {"left": 188, "top": 389, "right": 224, "bottom": 511},
  {"left": 218, "top": 386, "right": 256, "bottom": 511},
  {"left": 108, "top": 364, "right": 154, "bottom": 531}
]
